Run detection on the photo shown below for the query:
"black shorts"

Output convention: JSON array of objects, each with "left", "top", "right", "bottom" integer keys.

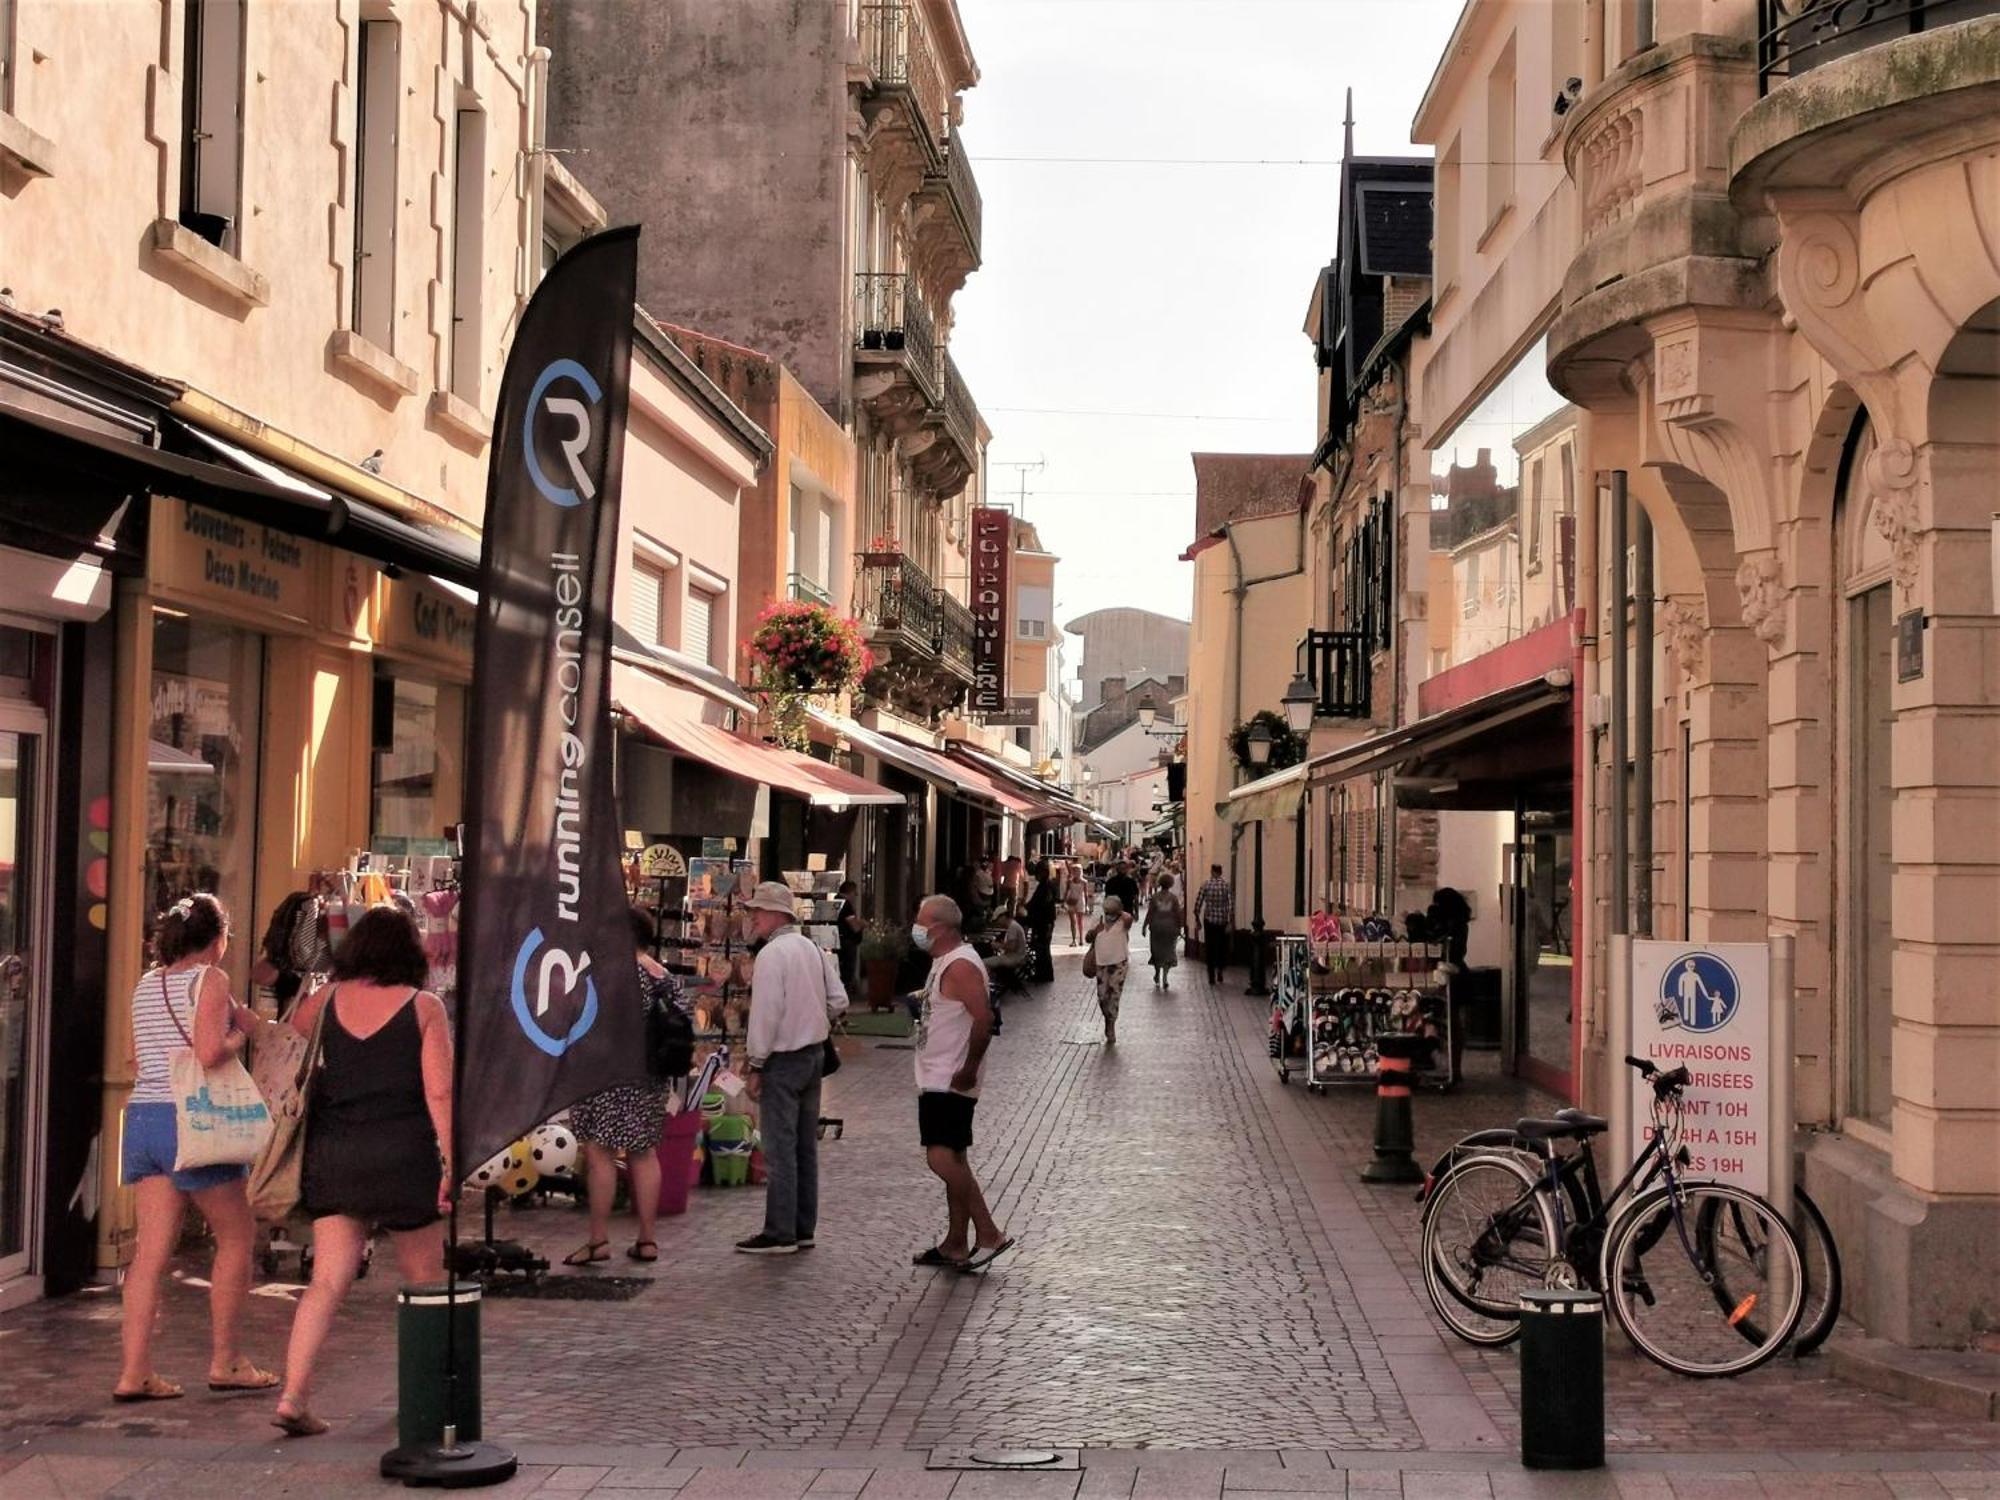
[{"left": 917, "top": 1091, "right": 976, "bottom": 1151}]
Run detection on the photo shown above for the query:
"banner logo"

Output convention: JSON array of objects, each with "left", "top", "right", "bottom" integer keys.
[
  {"left": 509, "top": 927, "right": 600, "bottom": 1057},
  {"left": 1654, "top": 951, "right": 1740, "bottom": 1033},
  {"left": 523, "top": 359, "right": 604, "bottom": 509}
]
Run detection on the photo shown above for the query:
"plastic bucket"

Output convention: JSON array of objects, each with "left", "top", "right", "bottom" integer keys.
[{"left": 655, "top": 1109, "right": 705, "bottom": 1216}]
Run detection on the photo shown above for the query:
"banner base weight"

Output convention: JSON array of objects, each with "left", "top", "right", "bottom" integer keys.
[{"left": 380, "top": 1440, "right": 519, "bottom": 1489}]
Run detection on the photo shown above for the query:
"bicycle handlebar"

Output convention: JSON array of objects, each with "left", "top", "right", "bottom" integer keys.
[{"left": 1625, "top": 1054, "right": 1691, "bottom": 1097}]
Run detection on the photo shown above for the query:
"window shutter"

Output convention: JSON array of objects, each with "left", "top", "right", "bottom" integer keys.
[
  {"left": 630, "top": 559, "right": 665, "bottom": 646},
  {"left": 684, "top": 587, "right": 716, "bottom": 665}
]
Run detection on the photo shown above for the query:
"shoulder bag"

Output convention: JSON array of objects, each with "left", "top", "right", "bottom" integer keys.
[
  {"left": 161, "top": 967, "right": 274, "bottom": 1172},
  {"left": 246, "top": 995, "right": 330, "bottom": 1221},
  {"left": 1082, "top": 933, "right": 1100, "bottom": 980}
]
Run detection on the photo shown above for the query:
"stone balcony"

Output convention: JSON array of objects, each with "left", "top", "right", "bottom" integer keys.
[
  {"left": 854, "top": 550, "right": 974, "bottom": 718},
  {"left": 910, "top": 351, "right": 980, "bottom": 499},
  {"left": 911, "top": 127, "right": 982, "bottom": 301},
  {"left": 853, "top": 2, "right": 951, "bottom": 208},
  {"left": 1547, "top": 34, "right": 1765, "bottom": 402},
  {"left": 853, "top": 271, "right": 939, "bottom": 439}
]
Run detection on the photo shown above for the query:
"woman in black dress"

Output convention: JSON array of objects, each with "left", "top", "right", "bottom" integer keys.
[
  {"left": 565, "top": 906, "right": 682, "bottom": 1266},
  {"left": 275, "top": 906, "right": 452, "bottom": 1437}
]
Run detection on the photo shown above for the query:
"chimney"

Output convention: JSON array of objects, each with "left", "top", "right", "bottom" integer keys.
[
  {"left": 1102, "top": 676, "right": 1128, "bottom": 709},
  {"left": 1167, "top": 674, "right": 1187, "bottom": 697}
]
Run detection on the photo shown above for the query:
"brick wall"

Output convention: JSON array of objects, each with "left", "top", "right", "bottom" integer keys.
[{"left": 1383, "top": 276, "right": 1429, "bottom": 332}]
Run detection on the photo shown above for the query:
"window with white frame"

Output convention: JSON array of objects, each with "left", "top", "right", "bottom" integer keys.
[
  {"left": 1525, "top": 457, "right": 1544, "bottom": 572},
  {"left": 1485, "top": 37, "right": 1517, "bottom": 232},
  {"left": 1435, "top": 134, "right": 1461, "bottom": 292},
  {"left": 180, "top": 0, "right": 246, "bottom": 251},
  {"left": 684, "top": 585, "right": 723, "bottom": 668},
  {"left": 630, "top": 556, "right": 668, "bottom": 648},
  {"left": 1017, "top": 584, "right": 1051, "bottom": 641},
  {"left": 448, "top": 104, "right": 487, "bottom": 402},
  {"left": 352, "top": 17, "right": 400, "bottom": 349}
]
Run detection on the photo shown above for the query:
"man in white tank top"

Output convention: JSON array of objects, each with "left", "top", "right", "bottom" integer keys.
[{"left": 910, "top": 895, "right": 1014, "bottom": 1272}]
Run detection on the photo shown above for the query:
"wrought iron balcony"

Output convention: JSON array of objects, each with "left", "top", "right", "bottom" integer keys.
[
  {"left": 913, "top": 351, "right": 980, "bottom": 498},
  {"left": 854, "top": 552, "right": 973, "bottom": 684},
  {"left": 919, "top": 127, "right": 982, "bottom": 268},
  {"left": 1300, "top": 629, "right": 1371, "bottom": 720},
  {"left": 854, "top": 273, "right": 939, "bottom": 434},
  {"left": 1757, "top": 0, "right": 2000, "bottom": 92},
  {"left": 786, "top": 572, "right": 833, "bottom": 607},
  {"left": 937, "top": 590, "right": 975, "bottom": 678},
  {"left": 857, "top": 2, "right": 948, "bottom": 158}
]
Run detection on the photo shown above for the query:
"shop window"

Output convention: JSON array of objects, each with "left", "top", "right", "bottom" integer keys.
[
  {"left": 448, "top": 104, "right": 487, "bottom": 402},
  {"left": 179, "top": 0, "right": 246, "bottom": 251},
  {"left": 351, "top": 17, "right": 400, "bottom": 350},
  {"left": 372, "top": 671, "right": 465, "bottom": 846},
  {"left": 145, "top": 612, "right": 261, "bottom": 990}
]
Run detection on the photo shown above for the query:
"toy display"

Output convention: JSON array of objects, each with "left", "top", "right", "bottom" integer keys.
[{"left": 1271, "top": 923, "right": 1455, "bottom": 1092}]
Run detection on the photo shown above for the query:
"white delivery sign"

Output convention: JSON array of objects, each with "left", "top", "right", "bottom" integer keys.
[{"left": 1629, "top": 940, "right": 1770, "bottom": 1196}]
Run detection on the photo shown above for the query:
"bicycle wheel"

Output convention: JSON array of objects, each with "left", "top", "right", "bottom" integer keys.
[
  {"left": 1421, "top": 1152, "right": 1559, "bottom": 1346},
  {"left": 1604, "top": 1182, "right": 1804, "bottom": 1377},
  {"left": 1696, "top": 1187, "right": 1843, "bottom": 1356}
]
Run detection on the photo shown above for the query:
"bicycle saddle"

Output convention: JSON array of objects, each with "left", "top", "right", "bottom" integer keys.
[{"left": 1512, "top": 1112, "right": 1608, "bottom": 1140}]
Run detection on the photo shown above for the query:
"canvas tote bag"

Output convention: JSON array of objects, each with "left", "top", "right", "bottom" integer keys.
[
  {"left": 159, "top": 967, "right": 274, "bottom": 1171},
  {"left": 247, "top": 998, "right": 330, "bottom": 1222}
]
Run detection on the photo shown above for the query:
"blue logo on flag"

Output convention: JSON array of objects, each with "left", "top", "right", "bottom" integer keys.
[
  {"left": 522, "top": 359, "right": 604, "bottom": 509},
  {"left": 1656, "top": 951, "right": 1739, "bottom": 1033},
  {"left": 509, "top": 926, "right": 599, "bottom": 1056}
]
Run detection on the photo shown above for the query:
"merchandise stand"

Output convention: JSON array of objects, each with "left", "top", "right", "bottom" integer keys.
[{"left": 1270, "top": 936, "right": 1455, "bottom": 1092}]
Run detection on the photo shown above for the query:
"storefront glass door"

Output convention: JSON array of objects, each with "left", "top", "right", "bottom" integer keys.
[
  {"left": 0, "top": 721, "right": 44, "bottom": 1280},
  {"left": 1503, "top": 823, "right": 1573, "bottom": 1093}
]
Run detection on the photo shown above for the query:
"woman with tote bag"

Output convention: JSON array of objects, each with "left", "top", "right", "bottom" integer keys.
[{"left": 114, "top": 894, "right": 279, "bottom": 1403}]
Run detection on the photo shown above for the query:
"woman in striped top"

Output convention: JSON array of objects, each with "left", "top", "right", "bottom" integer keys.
[{"left": 115, "top": 894, "right": 278, "bottom": 1403}]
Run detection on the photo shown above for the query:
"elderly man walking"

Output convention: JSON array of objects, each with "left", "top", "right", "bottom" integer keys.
[
  {"left": 908, "top": 895, "right": 1014, "bottom": 1272},
  {"left": 738, "top": 881, "right": 846, "bottom": 1256}
]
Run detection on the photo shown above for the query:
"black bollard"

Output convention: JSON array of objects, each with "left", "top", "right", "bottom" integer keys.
[
  {"left": 380, "top": 1280, "right": 518, "bottom": 1488},
  {"left": 1359, "top": 1033, "right": 1424, "bottom": 1184},
  {"left": 1518, "top": 1288, "right": 1605, "bottom": 1471}
]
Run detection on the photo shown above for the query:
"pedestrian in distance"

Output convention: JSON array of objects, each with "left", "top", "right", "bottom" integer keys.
[
  {"left": 565, "top": 906, "right": 684, "bottom": 1268},
  {"left": 1063, "top": 862, "right": 1091, "bottom": 946},
  {"left": 276, "top": 905, "right": 453, "bottom": 1437},
  {"left": 1086, "top": 895, "right": 1134, "bottom": 1046},
  {"left": 1195, "top": 864, "right": 1234, "bottom": 983},
  {"left": 1103, "top": 859, "right": 1140, "bottom": 924},
  {"left": 737, "top": 881, "right": 847, "bottom": 1255},
  {"left": 114, "top": 893, "right": 278, "bottom": 1405},
  {"left": 1025, "top": 857, "right": 1059, "bottom": 984},
  {"left": 836, "top": 879, "right": 864, "bottom": 1001},
  {"left": 908, "top": 895, "right": 1013, "bottom": 1272},
  {"left": 1142, "top": 873, "right": 1184, "bottom": 988}
]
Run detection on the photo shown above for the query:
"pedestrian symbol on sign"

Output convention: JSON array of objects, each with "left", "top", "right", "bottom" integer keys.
[{"left": 1655, "top": 951, "right": 1739, "bottom": 1033}]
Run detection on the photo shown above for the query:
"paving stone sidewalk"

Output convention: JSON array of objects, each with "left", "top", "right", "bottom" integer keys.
[{"left": 2, "top": 951, "right": 1994, "bottom": 1496}]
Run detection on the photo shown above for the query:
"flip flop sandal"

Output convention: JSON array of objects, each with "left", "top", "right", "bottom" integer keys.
[
  {"left": 112, "top": 1375, "right": 184, "bottom": 1403},
  {"left": 911, "top": 1245, "right": 967, "bottom": 1268},
  {"left": 627, "top": 1240, "right": 659, "bottom": 1262},
  {"left": 563, "top": 1240, "right": 610, "bottom": 1267},
  {"left": 209, "top": 1362, "right": 280, "bottom": 1393},
  {"left": 958, "top": 1237, "right": 1017, "bottom": 1273},
  {"left": 273, "top": 1406, "right": 331, "bottom": 1437}
]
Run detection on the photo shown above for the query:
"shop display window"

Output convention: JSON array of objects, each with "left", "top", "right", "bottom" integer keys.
[
  {"left": 145, "top": 612, "right": 262, "bottom": 989},
  {"left": 371, "top": 670, "right": 465, "bottom": 848}
]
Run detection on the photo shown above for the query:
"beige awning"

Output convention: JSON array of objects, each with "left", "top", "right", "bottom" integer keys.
[{"left": 1221, "top": 762, "right": 1307, "bottom": 823}]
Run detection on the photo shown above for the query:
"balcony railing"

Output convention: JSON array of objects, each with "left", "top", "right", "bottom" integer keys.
[
  {"left": 786, "top": 572, "right": 833, "bottom": 607},
  {"left": 1300, "top": 629, "right": 1371, "bottom": 720},
  {"left": 939, "top": 351, "right": 977, "bottom": 461},
  {"left": 853, "top": 272, "right": 939, "bottom": 401},
  {"left": 937, "top": 590, "right": 975, "bottom": 677},
  {"left": 927, "top": 127, "right": 983, "bottom": 263},
  {"left": 857, "top": 2, "right": 948, "bottom": 153},
  {"left": 1757, "top": 0, "right": 2000, "bottom": 92}
]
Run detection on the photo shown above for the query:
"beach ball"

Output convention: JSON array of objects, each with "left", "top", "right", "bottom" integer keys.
[
  {"left": 496, "top": 1151, "right": 541, "bottom": 1199},
  {"left": 526, "top": 1122, "right": 578, "bottom": 1178},
  {"left": 468, "top": 1142, "right": 526, "bottom": 1193}
]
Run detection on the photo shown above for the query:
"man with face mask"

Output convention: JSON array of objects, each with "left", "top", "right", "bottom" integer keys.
[
  {"left": 909, "top": 895, "right": 1013, "bottom": 1272},
  {"left": 737, "top": 881, "right": 847, "bottom": 1255}
]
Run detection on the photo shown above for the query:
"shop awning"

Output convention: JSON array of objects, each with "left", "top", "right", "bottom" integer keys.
[
  {"left": 806, "top": 709, "right": 1007, "bottom": 814},
  {"left": 168, "top": 421, "right": 482, "bottom": 587},
  {"left": 613, "top": 663, "right": 903, "bottom": 810},
  {"left": 1303, "top": 672, "right": 1573, "bottom": 812},
  {"left": 611, "top": 630, "right": 758, "bottom": 717},
  {"left": 1222, "top": 762, "right": 1307, "bottom": 823},
  {"left": 945, "top": 741, "right": 1094, "bottom": 823}
]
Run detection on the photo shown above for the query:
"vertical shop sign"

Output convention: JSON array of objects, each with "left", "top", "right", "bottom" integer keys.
[
  {"left": 1628, "top": 940, "right": 1771, "bottom": 1195},
  {"left": 455, "top": 228, "right": 648, "bottom": 1182},
  {"left": 970, "top": 507, "right": 1010, "bottom": 713}
]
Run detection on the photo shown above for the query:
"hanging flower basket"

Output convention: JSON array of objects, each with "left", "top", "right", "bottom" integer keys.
[
  {"left": 748, "top": 600, "right": 873, "bottom": 751},
  {"left": 1228, "top": 710, "right": 1307, "bottom": 776},
  {"left": 859, "top": 534, "right": 905, "bottom": 568}
]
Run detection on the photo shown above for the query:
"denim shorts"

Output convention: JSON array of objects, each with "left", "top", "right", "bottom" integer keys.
[{"left": 120, "top": 1102, "right": 250, "bottom": 1193}]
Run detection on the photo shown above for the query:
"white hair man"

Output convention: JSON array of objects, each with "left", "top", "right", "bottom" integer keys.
[
  {"left": 737, "top": 881, "right": 847, "bottom": 1255},
  {"left": 909, "top": 894, "right": 1013, "bottom": 1272}
]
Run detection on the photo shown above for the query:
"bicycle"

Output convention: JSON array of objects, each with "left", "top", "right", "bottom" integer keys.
[{"left": 1418, "top": 1056, "right": 1808, "bottom": 1377}]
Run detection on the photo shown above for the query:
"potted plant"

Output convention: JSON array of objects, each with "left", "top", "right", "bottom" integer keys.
[
  {"left": 747, "top": 600, "right": 873, "bottom": 751},
  {"left": 859, "top": 533, "right": 904, "bottom": 568},
  {"left": 858, "top": 920, "right": 908, "bottom": 1012},
  {"left": 1228, "top": 709, "right": 1307, "bottom": 776}
]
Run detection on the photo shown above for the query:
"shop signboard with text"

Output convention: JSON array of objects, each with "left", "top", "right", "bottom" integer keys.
[
  {"left": 149, "top": 496, "right": 321, "bottom": 630},
  {"left": 970, "top": 507, "right": 1009, "bottom": 713},
  {"left": 1628, "top": 940, "right": 1771, "bottom": 1195}
]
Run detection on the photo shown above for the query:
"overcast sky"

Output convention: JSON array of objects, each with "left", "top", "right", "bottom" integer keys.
[{"left": 948, "top": 0, "right": 1466, "bottom": 661}]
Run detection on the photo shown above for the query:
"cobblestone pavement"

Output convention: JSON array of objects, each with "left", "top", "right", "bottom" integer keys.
[{"left": 2, "top": 952, "right": 1996, "bottom": 1491}]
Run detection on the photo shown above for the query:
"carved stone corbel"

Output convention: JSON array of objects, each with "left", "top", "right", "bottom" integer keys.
[
  {"left": 1864, "top": 436, "right": 1923, "bottom": 597},
  {"left": 1734, "top": 554, "right": 1788, "bottom": 650},
  {"left": 1659, "top": 596, "right": 1708, "bottom": 684}
]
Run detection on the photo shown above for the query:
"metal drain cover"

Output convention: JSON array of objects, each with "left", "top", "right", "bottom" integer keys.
[{"left": 971, "top": 1451, "right": 1062, "bottom": 1468}]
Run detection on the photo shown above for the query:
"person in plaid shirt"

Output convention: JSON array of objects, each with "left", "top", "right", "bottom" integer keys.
[{"left": 1195, "top": 865, "right": 1234, "bottom": 982}]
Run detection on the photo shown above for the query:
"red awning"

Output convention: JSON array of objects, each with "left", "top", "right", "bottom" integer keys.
[{"left": 611, "top": 663, "right": 904, "bottom": 810}]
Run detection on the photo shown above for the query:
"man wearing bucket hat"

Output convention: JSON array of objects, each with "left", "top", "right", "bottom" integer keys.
[{"left": 737, "top": 880, "right": 847, "bottom": 1255}]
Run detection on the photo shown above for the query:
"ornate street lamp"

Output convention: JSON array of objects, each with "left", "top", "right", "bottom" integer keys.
[{"left": 1281, "top": 672, "right": 1316, "bottom": 735}]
